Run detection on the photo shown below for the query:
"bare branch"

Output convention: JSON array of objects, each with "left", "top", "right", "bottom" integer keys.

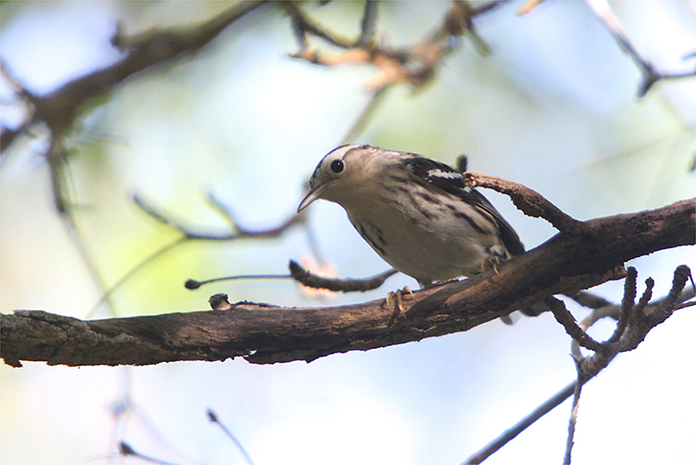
[
  {"left": 564, "top": 376, "right": 583, "bottom": 465},
  {"left": 357, "top": 1, "right": 379, "bottom": 46},
  {"left": 610, "top": 266, "right": 637, "bottom": 343},
  {"left": 2, "top": 199, "right": 693, "bottom": 368},
  {"left": 133, "top": 193, "right": 304, "bottom": 242},
  {"left": 289, "top": 260, "right": 397, "bottom": 292},
  {"left": 464, "top": 264, "right": 694, "bottom": 464},
  {"left": 85, "top": 193, "right": 304, "bottom": 316},
  {"left": 288, "top": 0, "right": 503, "bottom": 93},
  {"left": 207, "top": 409, "right": 255, "bottom": 465},
  {"left": 464, "top": 381, "right": 575, "bottom": 464},
  {"left": 519, "top": 0, "right": 696, "bottom": 96},
  {"left": 463, "top": 172, "right": 584, "bottom": 233},
  {"left": 546, "top": 296, "right": 604, "bottom": 352}
]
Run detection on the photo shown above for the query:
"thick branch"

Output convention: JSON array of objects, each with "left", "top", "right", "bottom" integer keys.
[{"left": 1, "top": 199, "right": 693, "bottom": 367}]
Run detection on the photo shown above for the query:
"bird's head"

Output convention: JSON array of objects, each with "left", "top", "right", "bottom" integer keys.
[{"left": 298, "top": 144, "right": 388, "bottom": 212}]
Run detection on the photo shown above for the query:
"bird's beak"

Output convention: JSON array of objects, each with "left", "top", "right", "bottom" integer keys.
[{"left": 297, "top": 185, "right": 325, "bottom": 213}]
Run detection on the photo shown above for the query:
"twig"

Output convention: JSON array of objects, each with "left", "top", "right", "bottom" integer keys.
[
  {"left": 518, "top": 0, "right": 696, "bottom": 96},
  {"left": 357, "top": 1, "right": 379, "bottom": 46},
  {"left": 583, "top": 0, "right": 695, "bottom": 96},
  {"left": 118, "top": 442, "right": 177, "bottom": 465},
  {"left": 463, "top": 380, "right": 576, "bottom": 464},
  {"left": 463, "top": 264, "right": 694, "bottom": 464},
  {"left": 564, "top": 376, "right": 583, "bottom": 465},
  {"left": 288, "top": 0, "right": 504, "bottom": 92},
  {"left": 85, "top": 194, "right": 303, "bottom": 317},
  {"left": 463, "top": 172, "right": 584, "bottom": 233},
  {"left": 341, "top": 87, "right": 389, "bottom": 144},
  {"left": 207, "top": 409, "right": 255, "bottom": 465},
  {"left": 546, "top": 296, "right": 605, "bottom": 352},
  {"left": 609, "top": 266, "right": 637, "bottom": 343},
  {"left": 285, "top": 2, "right": 354, "bottom": 49},
  {"left": 568, "top": 291, "right": 614, "bottom": 311},
  {"left": 134, "top": 193, "right": 303, "bottom": 242},
  {"left": 289, "top": 260, "right": 397, "bottom": 292},
  {"left": 185, "top": 274, "right": 291, "bottom": 290}
]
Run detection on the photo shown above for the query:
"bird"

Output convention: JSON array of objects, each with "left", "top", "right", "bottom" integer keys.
[{"left": 297, "top": 144, "right": 525, "bottom": 290}]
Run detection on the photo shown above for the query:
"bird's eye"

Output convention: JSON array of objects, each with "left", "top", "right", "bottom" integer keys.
[{"left": 330, "top": 159, "right": 344, "bottom": 174}]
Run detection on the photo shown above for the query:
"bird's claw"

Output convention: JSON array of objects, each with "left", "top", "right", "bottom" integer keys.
[
  {"left": 385, "top": 286, "right": 414, "bottom": 316},
  {"left": 480, "top": 258, "right": 501, "bottom": 275}
]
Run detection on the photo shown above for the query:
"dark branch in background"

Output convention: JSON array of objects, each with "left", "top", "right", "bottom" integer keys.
[
  {"left": 118, "top": 441, "right": 175, "bottom": 465},
  {"left": 134, "top": 193, "right": 303, "bottom": 242},
  {"left": 518, "top": 0, "right": 696, "bottom": 96},
  {"left": 1, "top": 1, "right": 270, "bottom": 323},
  {"left": 287, "top": 0, "right": 502, "bottom": 91},
  {"left": 464, "top": 265, "right": 694, "bottom": 465},
  {"left": 207, "top": 409, "right": 255, "bottom": 465},
  {"left": 1, "top": 0, "right": 268, "bottom": 208},
  {"left": 288, "top": 0, "right": 503, "bottom": 144},
  {"left": 357, "top": 1, "right": 378, "bottom": 46},
  {"left": 86, "top": 192, "right": 305, "bottom": 317},
  {"left": 2, "top": 198, "right": 693, "bottom": 368}
]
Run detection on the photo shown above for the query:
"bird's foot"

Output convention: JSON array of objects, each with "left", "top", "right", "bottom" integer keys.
[
  {"left": 480, "top": 257, "right": 502, "bottom": 275},
  {"left": 385, "top": 286, "right": 414, "bottom": 317}
]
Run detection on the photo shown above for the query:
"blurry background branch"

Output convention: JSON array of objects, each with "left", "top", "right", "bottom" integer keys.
[
  {"left": 287, "top": 0, "right": 502, "bottom": 142},
  {"left": 0, "top": 0, "right": 268, "bottom": 212},
  {"left": 519, "top": 0, "right": 696, "bottom": 96},
  {"left": 84, "top": 192, "right": 306, "bottom": 318},
  {"left": 2, "top": 198, "right": 693, "bottom": 367},
  {"left": 287, "top": 0, "right": 500, "bottom": 92}
]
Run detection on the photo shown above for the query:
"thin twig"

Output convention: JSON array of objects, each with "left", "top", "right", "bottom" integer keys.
[
  {"left": 133, "top": 193, "right": 304, "bottom": 241},
  {"left": 288, "top": 0, "right": 504, "bottom": 92},
  {"left": 289, "top": 260, "right": 397, "bottom": 292},
  {"left": 118, "top": 442, "right": 177, "bottom": 465},
  {"left": 546, "top": 296, "right": 604, "bottom": 352},
  {"left": 568, "top": 291, "right": 614, "bottom": 311},
  {"left": 464, "top": 265, "right": 693, "bottom": 464},
  {"left": 608, "top": 266, "right": 637, "bottom": 343},
  {"left": 185, "top": 274, "right": 291, "bottom": 290},
  {"left": 463, "top": 381, "right": 578, "bottom": 464},
  {"left": 357, "top": 1, "right": 378, "bottom": 46},
  {"left": 463, "top": 172, "right": 584, "bottom": 233},
  {"left": 85, "top": 194, "right": 304, "bottom": 317},
  {"left": 564, "top": 377, "right": 583, "bottom": 465},
  {"left": 207, "top": 409, "right": 255, "bottom": 465},
  {"left": 584, "top": 0, "right": 695, "bottom": 96}
]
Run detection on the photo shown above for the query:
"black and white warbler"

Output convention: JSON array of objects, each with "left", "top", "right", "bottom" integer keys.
[{"left": 298, "top": 144, "right": 525, "bottom": 289}]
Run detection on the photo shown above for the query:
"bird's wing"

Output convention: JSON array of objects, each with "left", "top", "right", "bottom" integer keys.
[{"left": 404, "top": 156, "right": 525, "bottom": 256}]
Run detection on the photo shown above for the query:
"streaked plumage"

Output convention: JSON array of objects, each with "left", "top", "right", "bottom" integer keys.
[{"left": 298, "top": 144, "right": 524, "bottom": 288}]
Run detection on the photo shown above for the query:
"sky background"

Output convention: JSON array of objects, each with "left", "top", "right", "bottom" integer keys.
[{"left": 1, "top": 1, "right": 695, "bottom": 464}]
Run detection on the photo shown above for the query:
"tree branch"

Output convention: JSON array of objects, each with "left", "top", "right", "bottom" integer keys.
[
  {"left": 464, "top": 265, "right": 693, "bottom": 464},
  {"left": 2, "top": 199, "right": 693, "bottom": 367}
]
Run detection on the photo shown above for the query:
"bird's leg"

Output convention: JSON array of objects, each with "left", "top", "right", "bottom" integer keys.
[
  {"left": 480, "top": 257, "right": 502, "bottom": 275},
  {"left": 385, "top": 286, "right": 414, "bottom": 316}
]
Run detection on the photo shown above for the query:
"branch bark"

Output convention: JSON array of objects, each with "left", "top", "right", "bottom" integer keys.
[{"left": 1, "top": 199, "right": 694, "bottom": 367}]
